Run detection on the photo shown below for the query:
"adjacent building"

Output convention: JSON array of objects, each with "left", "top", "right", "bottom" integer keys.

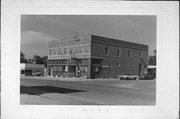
[
  {"left": 20, "top": 63, "right": 45, "bottom": 76},
  {"left": 47, "top": 35, "right": 148, "bottom": 79}
]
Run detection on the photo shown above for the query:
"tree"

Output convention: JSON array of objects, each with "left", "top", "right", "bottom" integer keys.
[
  {"left": 34, "top": 55, "right": 43, "bottom": 64},
  {"left": 42, "top": 56, "right": 48, "bottom": 67},
  {"left": 33, "top": 55, "right": 47, "bottom": 66},
  {"left": 20, "top": 52, "right": 27, "bottom": 63}
]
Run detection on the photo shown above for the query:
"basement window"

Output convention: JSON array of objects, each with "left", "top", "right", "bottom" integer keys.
[{"left": 117, "top": 62, "right": 121, "bottom": 67}]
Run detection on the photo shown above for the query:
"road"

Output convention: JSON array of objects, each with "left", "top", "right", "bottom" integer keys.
[{"left": 20, "top": 77, "right": 156, "bottom": 105}]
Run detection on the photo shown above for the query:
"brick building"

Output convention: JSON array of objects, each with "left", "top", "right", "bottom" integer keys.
[{"left": 47, "top": 35, "right": 148, "bottom": 79}]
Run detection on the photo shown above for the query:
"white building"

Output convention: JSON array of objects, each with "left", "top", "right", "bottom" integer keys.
[{"left": 20, "top": 63, "right": 46, "bottom": 76}]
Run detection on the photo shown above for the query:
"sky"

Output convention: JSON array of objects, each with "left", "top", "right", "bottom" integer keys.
[{"left": 21, "top": 15, "right": 156, "bottom": 59}]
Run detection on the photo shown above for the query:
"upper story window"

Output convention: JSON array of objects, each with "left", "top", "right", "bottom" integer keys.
[
  {"left": 75, "top": 46, "right": 78, "bottom": 54},
  {"left": 79, "top": 45, "right": 82, "bottom": 53},
  {"left": 117, "top": 48, "right": 121, "bottom": 57},
  {"left": 64, "top": 47, "right": 67, "bottom": 55},
  {"left": 49, "top": 49, "right": 52, "bottom": 55},
  {"left": 85, "top": 44, "right": 89, "bottom": 53},
  {"left": 58, "top": 48, "right": 61, "bottom": 55},
  {"left": 128, "top": 50, "right": 132, "bottom": 58},
  {"left": 105, "top": 46, "right": 109, "bottom": 56},
  {"left": 139, "top": 51, "right": 142, "bottom": 58},
  {"left": 54, "top": 48, "right": 56, "bottom": 55},
  {"left": 70, "top": 46, "right": 73, "bottom": 54}
]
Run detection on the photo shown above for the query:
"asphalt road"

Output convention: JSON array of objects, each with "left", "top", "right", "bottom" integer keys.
[{"left": 20, "top": 77, "right": 156, "bottom": 105}]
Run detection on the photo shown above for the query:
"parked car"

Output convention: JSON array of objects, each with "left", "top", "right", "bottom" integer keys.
[
  {"left": 32, "top": 72, "right": 41, "bottom": 76},
  {"left": 118, "top": 74, "right": 139, "bottom": 80},
  {"left": 140, "top": 74, "right": 155, "bottom": 80}
]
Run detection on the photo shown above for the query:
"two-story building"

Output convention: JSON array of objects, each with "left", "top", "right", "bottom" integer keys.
[{"left": 47, "top": 35, "right": 148, "bottom": 79}]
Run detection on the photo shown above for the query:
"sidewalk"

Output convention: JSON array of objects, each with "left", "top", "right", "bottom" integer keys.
[
  {"left": 21, "top": 76, "right": 120, "bottom": 81},
  {"left": 21, "top": 93, "right": 98, "bottom": 105}
]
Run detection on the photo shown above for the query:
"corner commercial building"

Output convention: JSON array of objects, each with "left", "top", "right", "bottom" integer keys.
[{"left": 47, "top": 35, "right": 148, "bottom": 79}]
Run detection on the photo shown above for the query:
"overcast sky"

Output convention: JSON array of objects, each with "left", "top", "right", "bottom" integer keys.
[{"left": 21, "top": 15, "right": 156, "bottom": 59}]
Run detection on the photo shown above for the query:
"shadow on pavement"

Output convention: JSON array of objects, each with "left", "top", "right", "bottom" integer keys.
[{"left": 20, "top": 86, "right": 85, "bottom": 95}]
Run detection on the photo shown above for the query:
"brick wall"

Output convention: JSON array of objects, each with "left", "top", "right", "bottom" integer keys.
[{"left": 91, "top": 35, "right": 148, "bottom": 78}]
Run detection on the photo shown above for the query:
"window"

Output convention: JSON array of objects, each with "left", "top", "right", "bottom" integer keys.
[
  {"left": 54, "top": 48, "right": 56, "bottom": 55},
  {"left": 128, "top": 50, "right": 131, "bottom": 58},
  {"left": 49, "top": 49, "right": 52, "bottom": 55},
  {"left": 64, "top": 47, "right": 66, "bottom": 55},
  {"left": 53, "top": 66, "right": 57, "bottom": 70},
  {"left": 58, "top": 48, "right": 61, "bottom": 55},
  {"left": 117, "top": 62, "right": 120, "bottom": 67},
  {"left": 58, "top": 66, "right": 62, "bottom": 71},
  {"left": 75, "top": 46, "right": 78, "bottom": 54},
  {"left": 117, "top": 48, "right": 121, "bottom": 57},
  {"left": 105, "top": 46, "right": 109, "bottom": 56},
  {"left": 139, "top": 51, "right": 142, "bottom": 58},
  {"left": 79, "top": 45, "right": 82, "bottom": 53},
  {"left": 61, "top": 47, "right": 64, "bottom": 56},
  {"left": 144, "top": 65, "right": 147, "bottom": 69},
  {"left": 70, "top": 46, "right": 73, "bottom": 54},
  {"left": 85, "top": 44, "right": 89, "bottom": 53}
]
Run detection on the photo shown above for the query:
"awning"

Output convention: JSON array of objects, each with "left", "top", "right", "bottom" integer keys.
[
  {"left": 20, "top": 63, "right": 45, "bottom": 70},
  {"left": 148, "top": 65, "right": 156, "bottom": 69}
]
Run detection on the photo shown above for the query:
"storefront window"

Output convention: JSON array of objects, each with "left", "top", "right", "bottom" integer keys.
[
  {"left": 58, "top": 66, "right": 62, "bottom": 71},
  {"left": 53, "top": 66, "right": 57, "bottom": 70}
]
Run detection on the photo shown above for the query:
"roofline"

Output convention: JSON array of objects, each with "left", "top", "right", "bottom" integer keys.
[{"left": 91, "top": 35, "right": 148, "bottom": 49}]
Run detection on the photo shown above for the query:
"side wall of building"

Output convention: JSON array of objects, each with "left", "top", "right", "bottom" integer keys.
[{"left": 91, "top": 35, "right": 148, "bottom": 78}]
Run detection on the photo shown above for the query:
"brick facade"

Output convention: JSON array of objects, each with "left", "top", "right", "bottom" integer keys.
[{"left": 48, "top": 35, "right": 148, "bottom": 79}]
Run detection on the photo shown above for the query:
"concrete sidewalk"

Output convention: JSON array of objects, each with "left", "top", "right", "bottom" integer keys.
[
  {"left": 21, "top": 76, "right": 123, "bottom": 81},
  {"left": 21, "top": 93, "right": 99, "bottom": 105}
]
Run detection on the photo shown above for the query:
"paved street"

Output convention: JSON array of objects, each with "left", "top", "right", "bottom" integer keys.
[{"left": 20, "top": 77, "right": 156, "bottom": 105}]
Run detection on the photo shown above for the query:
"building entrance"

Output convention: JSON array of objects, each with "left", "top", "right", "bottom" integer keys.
[
  {"left": 91, "top": 58, "right": 102, "bottom": 79},
  {"left": 139, "top": 63, "right": 142, "bottom": 76}
]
